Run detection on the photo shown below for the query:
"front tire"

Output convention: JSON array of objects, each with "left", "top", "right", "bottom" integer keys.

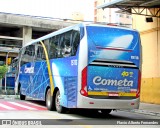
[
  {"left": 46, "top": 88, "right": 55, "bottom": 111},
  {"left": 55, "top": 90, "right": 66, "bottom": 113},
  {"left": 20, "top": 91, "right": 25, "bottom": 100}
]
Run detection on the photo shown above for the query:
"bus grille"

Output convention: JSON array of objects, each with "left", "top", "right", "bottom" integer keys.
[{"left": 89, "top": 59, "right": 138, "bottom": 69}]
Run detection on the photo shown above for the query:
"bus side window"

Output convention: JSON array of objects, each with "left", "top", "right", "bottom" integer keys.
[
  {"left": 20, "top": 48, "right": 25, "bottom": 66},
  {"left": 64, "top": 31, "right": 72, "bottom": 57},
  {"left": 71, "top": 31, "right": 80, "bottom": 56},
  {"left": 60, "top": 32, "right": 72, "bottom": 58},
  {"left": 48, "top": 29, "right": 80, "bottom": 59},
  {"left": 21, "top": 44, "right": 35, "bottom": 66},
  {"left": 64, "top": 39, "right": 72, "bottom": 57},
  {"left": 49, "top": 36, "right": 60, "bottom": 59},
  {"left": 59, "top": 34, "right": 65, "bottom": 58},
  {"left": 36, "top": 44, "right": 46, "bottom": 61},
  {"left": 44, "top": 39, "right": 49, "bottom": 52}
]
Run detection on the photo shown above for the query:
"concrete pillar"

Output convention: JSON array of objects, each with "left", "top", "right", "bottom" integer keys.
[{"left": 23, "top": 26, "right": 32, "bottom": 46}]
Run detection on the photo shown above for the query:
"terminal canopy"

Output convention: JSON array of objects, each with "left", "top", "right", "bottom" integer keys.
[{"left": 97, "top": 0, "right": 160, "bottom": 17}]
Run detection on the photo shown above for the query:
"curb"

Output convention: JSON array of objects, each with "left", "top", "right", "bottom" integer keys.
[
  {"left": 119, "top": 109, "right": 160, "bottom": 117},
  {"left": 0, "top": 95, "right": 20, "bottom": 99}
]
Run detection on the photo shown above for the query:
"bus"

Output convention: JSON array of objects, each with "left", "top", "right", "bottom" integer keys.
[
  {"left": 15, "top": 23, "right": 142, "bottom": 114},
  {"left": 11, "top": 57, "right": 19, "bottom": 69}
]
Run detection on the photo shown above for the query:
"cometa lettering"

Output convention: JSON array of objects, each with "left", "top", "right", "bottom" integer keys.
[
  {"left": 93, "top": 76, "right": 133, "bottom": 86},
  {"left": 24, "top": 66, "right": 34, "bottom": 74}
]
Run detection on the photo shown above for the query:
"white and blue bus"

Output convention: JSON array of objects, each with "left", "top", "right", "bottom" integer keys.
[{"left": 15, "top": 23, "right": 142, "bottom": 114}]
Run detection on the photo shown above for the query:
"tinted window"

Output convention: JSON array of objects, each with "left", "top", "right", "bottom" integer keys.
[
  {"left": 86, "top": 26, "right": 138, "bottom": 50},
  {"left": 48, "top": 27, "right": 80, "bottom": 59},
  {"left": 49, "top": 36, "right": 60, "bottom": 59},
  {"left": 71, "top": 30, "right": 80, "bottom": 56},
  {"left": 60, "top": 31, "right": 72, "bottom": 57},
  {"left": 34, "top": 42, "right": 46, "bottom": 61},
  {"left": 21, "top": 44, "right": 35, "bottom": 66}
]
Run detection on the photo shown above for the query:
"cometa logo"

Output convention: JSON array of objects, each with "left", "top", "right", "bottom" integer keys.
[
  {"left": 93, "top": 76, "right": 133, "bottom": 86},
  {"left": 24, "top": 66, "right": 34, "bottom": 73}
]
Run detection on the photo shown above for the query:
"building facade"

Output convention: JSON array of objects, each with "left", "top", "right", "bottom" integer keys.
[
  {"left": 94, "top": 0, "right": 132, "bottom": 27},
  {"left": 0, "top": 12, "right": 75, "bottom": 65},
  {"left": 132, "top": 11, "right": 160, "bottom": 104}
]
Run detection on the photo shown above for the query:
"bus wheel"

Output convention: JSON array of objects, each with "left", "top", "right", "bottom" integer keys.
[
  {"left": 20, "top": 91, "right": 25, "bottom": 100},
  {"left": 46, "top": 88, "right": 55, "bottom": 111},
  {"left": 55, "top": 90, "right": 66, "bottom": 113}
]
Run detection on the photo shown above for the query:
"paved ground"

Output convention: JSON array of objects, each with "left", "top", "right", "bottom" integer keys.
[
  {"left": 0, "top": 94, "right": 160, "bottom": 117},
  {"left": 0, "top": 97, "right": 159, "bottom": 128},
  {"left": 0, "top": 100, "right": 47, "bottom": 111},
  {"left": 119, "top": 102, "right": 160, "bottom": 117}
]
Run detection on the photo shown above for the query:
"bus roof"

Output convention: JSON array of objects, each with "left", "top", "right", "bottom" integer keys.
[
  {"left": 22, "top": 23, "right": 138, "bottom": 48},
  {"left": 86, "top": 23, "right": 137, "bottom": 31},
  {"left": 23, "top": 23, "right": 81, "bottom": 48}
]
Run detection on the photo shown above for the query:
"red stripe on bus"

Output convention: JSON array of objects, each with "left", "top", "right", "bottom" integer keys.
[{"left": 96, "top": 46, "right": 132, "bottom": 52}]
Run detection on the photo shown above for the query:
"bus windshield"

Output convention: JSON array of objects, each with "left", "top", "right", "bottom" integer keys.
[{"left": 86, "top": 26, "right": 139, "bottom": 50}]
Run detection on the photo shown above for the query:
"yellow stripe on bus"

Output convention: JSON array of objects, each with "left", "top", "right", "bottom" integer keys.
[
  {"left": 88, "top": 91, "right": 109, "bottom": 96},
  {"left": 40, "top": 41, "right": 54, "bottom": 96},
  {"left": 88, "top": 91, "right": 136, "bottom": 97},
  {"left": 119, "top": 92, "right": 136, "bottom": 97}
]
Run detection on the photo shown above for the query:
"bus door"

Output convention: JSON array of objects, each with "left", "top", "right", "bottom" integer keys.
[
  {"left": 31, "top": 44, "right": 49, "bottom": 99},
  {"left": 18, "top": 45, "right": 35, "bottom": 97},
  {"left": 15, "top": 50, "right": 22, "bottom": 94}
]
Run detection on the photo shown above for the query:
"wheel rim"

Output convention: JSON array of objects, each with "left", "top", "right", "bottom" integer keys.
[{"left": 56, "top": 93, "right": 61, "bottom": 110}]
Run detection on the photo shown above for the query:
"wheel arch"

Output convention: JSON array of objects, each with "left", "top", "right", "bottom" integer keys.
[
  {"left": 18, "top": 82, "right": 21, "bottom": 94},
  {"left": 52, "top": 87, "right": 59, "bottom": 102},
  {"left": 45, "top": 86, "right": 59, "bottom": 103},
  {"left": 45, "top": 86, "right": 59, "bottom": 110}
]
